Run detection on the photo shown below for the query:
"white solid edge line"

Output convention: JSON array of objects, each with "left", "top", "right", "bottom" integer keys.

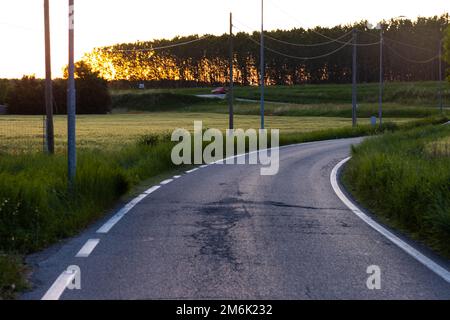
[
  {"left": 75, "top": 239, "right": 100, "bottom": 258},
  {"left": 41, "top": 269, "right": 78, "bottom": 300},
  {"left": 331, "top": 157, "right": 450, "bottom": 283},
  {"left": 96, "top": 187, "right": 159, "bottom": 234},
  {"left": 186, "top": 168, "right": 199, "bottom": 173},
  {"left": 96, "top": 193, "right": 147, "bottom": 234},
  {"left": 160, "top": 179, "right": 173, "bottom": 185},
  {"left": 144, "top": 185, "right": 161, "bottom": 194}
]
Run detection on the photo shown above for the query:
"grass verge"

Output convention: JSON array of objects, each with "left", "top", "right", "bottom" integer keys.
[
  {"left": 0, "top": 116, "right": 447, "bottom": 298},
  {"left": 342, "top": 123, "right": 450, "bottom": 258}
]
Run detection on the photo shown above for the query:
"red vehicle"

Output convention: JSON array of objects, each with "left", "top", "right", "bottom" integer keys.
[{"left": 211, "top": 87, "right": 228, "bottom": 94}]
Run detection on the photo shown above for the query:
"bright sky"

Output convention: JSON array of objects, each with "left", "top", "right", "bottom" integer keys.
[{"left": 0, "top": 0, "right": 448, "bottom": 78}]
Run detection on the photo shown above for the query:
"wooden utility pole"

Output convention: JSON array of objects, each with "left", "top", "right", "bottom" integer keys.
[
  {"left": 229, "top": 12, "right": 234, "bottom": 130},
  {"left": 68, "top": 0, "right": 76, "bottom": 182},
  {"left": 439, "top": 38, "right": 443, "bottom": 113},
  {"left": 44, "top": 0, "right": 54, "bottom": 154},
  {"left": 260, "top": 0, "right": 265, "bottom": 129},
  {"left": 352, "top": 29, "right": 357, "bottom": 127},
  {"left": 378, "top": 27, "right": 384, "bottom": 126}
]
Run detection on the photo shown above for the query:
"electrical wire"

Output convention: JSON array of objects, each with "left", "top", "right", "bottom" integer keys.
[
  {"left": 234, "top": 23, "right": 354, "bottom": 60},
  {"left": 266, "top": 0, "right": 351, "bottom": 42},
  {"left": 264, "top": 30, "right": 353, "bottom": 47},
  {"left": 238, "top": 5, "right": 379, "bottom": 47},
  {"left": 244, "top": 33, "right": 353, "bottom": 60},
  {"left": 383, "top": 36, "right": 434, "bottom": 52},
  {"left": 385, "top": 44, "right": 439, "bottom": 63},
  {"left": 0, "top": 22, "right": 31, "bottom": 30},
  {"left": 266, "top": 0, "right": 435, "bottom": 52},
  {"left": 360, "top": 25, "right": 435, "bottom": 52},
  {"left": 233, "top": 18, "right": 353, "bottom": 47},
  {"left": 110, "top": 35, "right": 212, "bottom": 52},
  {"left": 0, "top": 21, "right": 41, "bottom": 32}
]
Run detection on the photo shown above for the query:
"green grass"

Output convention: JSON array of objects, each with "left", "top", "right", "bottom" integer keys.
[
  {"left": 112, "top": 81, "right": 450, "bottom": 106},
  {"left": 232, "top": 82, "right": 450, "bottom": 106},
  {"left": 110, "top": 81, "right": 449, "bottom": 119},
  {"left": 173, "top": 101, "right": 442, "bottom": 118},
  {"left": 0, "top": 254, "right": 27, "bottom": 299},
  {"left": 342, "top": 124, "right": 450, "bottom": 257}
]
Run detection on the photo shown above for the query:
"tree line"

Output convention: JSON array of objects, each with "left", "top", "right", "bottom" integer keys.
[
  {"left": 83, "top": 14, "right": 449, "bottom": 88},
  {"left": 2, "top": 62, "right": 111, "bottom": 115}
]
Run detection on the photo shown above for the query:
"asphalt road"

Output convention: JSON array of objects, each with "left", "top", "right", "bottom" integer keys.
[{"left": 23, "top": 138, "right": 450, "bottom": 299}]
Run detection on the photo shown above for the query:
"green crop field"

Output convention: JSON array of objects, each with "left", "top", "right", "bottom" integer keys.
[
  {"left": 109, "top": 81, "right": 449, "bottom": 119},
  {"left": 111, "top": 81, "right": 450, "bottom": 106},
  {"left": 0, "top": 112, "right": 416, "bottom": 154}
]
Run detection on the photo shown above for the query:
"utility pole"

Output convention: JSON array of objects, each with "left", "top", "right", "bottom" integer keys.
[
  {"left": 68, "top": 0, "right": 76, "bottom": 183},
  {"left": 44, "top": 0, "right": 54, "bottom": 154},
  {"left": 260, "top": 0, "right": 265, "bottom": 129},
  {"left": 229, "top": 12, "right": 234, "bottom": 130},
  {"left": 352, "top": 29, "right": 357, "bottom": 127},
  {"left": 439, "top": 38, "right": 443, "bottom": 113},
  {"left": 378, "top": 26, "right": 384, "bottom": 127}
]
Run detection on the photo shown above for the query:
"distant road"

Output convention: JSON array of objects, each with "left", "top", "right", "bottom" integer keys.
[
  {"left": 196, "top": 94, "right": 292, "bottom": 105},
  {"left": 23, "top": 138, "right": 450, "bottom": 299},
  {"left": 196, "top": 94, "right": 227, "bottom": 100}
]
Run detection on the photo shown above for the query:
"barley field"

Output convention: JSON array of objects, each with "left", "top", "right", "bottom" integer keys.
[{"left": 0, "top": 112, "right": 415, "bottom": 153}]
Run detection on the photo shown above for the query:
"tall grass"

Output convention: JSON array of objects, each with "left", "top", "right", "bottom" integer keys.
[
  {"left": 343, "top": 124, "right": 450, "bottom": 257},
  {"left": 0, "top": 142, "right": 177, "bottom": 253}
]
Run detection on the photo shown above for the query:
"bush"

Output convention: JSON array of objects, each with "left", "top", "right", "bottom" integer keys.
[
  {"left": 0, "top": 79, "right": 10, "bottom": 105},
  {"left": 111, "top": 92, "right": 210, "bottom": 111},
  {"left": 5, "top": 76, "right": 45, "bottom": 114},
  {"left": 5, "top": 62, "right": 111, "bottom": 115}
]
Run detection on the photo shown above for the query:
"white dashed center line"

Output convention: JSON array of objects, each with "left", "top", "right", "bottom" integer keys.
[{"left": 76, "top": 239, "right": 100, "bottom": 258}]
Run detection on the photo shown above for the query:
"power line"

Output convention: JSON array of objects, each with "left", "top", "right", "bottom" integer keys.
[
  {"left": 244, "top": 32, "right": 353, "bottom": 60},
  {"left": 109, "top": 35, "right": 212, "bottom": 52},
  {"left": 264, "top": 30, "right": 353, "bottom": 47},
  {"left": 0, "top": 21, "right": 42, "bottom": 32},
  {"left": 252, "top": 2, "right": 380, "bottom": 47},
  {"left": 385, "top": 44, "right": 439, "bottom": 64},
  {"left": 234, "top": 10, "right": 357, "bottom": 46},
  {"left": 234, "top": 20, "right": 380, "bottom": 48},
  {"left": 383, "top": 36, "right": 434, "bottom": 52},
  {"left": 266, "top": 0, "right": 351, "bottom": 42},
  {"left": 360, "top": 28, "right": 435, "bottom": 52}
]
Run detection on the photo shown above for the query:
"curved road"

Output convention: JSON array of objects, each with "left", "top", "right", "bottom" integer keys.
[{"left": 23, "top": 138, "right": 450, "bottom": 299}]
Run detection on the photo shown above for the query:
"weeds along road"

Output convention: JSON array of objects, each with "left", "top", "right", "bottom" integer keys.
[{"left": 23, "top": 138, "right": 450, "bottom": 299}]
